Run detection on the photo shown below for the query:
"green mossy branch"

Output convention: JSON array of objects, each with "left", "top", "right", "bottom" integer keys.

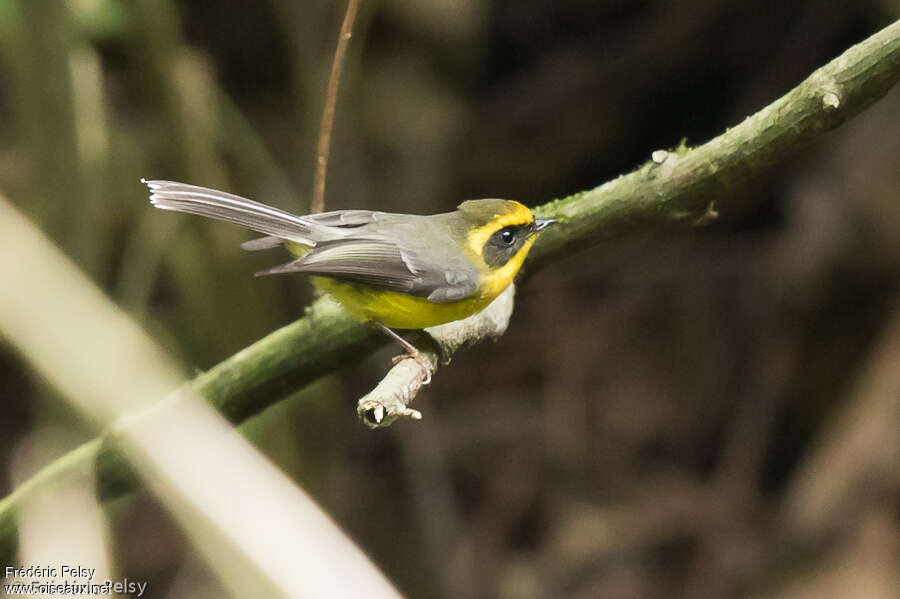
[
  {"left": 1, "top": 18, "right": 898, "bottom": 565},
  {"left": 531, "top": 19, "right": 900, "bottom": 267}
]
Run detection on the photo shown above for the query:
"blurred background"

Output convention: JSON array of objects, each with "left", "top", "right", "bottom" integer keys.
[{"left": 1, "top": 1, "right": 899, "bottom": 597}]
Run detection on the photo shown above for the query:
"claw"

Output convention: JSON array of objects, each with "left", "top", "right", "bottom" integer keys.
[
  {"left": 391, "top": 351, "right": 433, "bottom": 385},
  {"left": 375, "top": 323, "right": 433, "bottom": 384}
]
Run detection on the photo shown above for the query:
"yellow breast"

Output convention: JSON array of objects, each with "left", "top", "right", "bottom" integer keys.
[{"left": 311, "top": 276, "right": 496, "bottom": 329}]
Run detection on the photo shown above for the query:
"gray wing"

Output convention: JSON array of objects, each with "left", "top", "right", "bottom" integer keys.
[
  {"left": 256, "top": 237, "right": 480, "bottom": 303},
  {"left": 241, "top": 210, "right": 383, "bottom": 251}
]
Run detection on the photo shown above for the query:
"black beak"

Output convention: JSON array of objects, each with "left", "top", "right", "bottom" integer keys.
[{"left": 533, "top": 218, "right": 556, "bottom": 232}]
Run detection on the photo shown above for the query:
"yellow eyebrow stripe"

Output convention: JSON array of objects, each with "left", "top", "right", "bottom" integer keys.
[{"left": 466, "top": 203, "right": 534, "bottom": 257}]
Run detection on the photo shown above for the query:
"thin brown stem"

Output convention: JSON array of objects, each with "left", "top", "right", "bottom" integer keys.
[{"left": 311, "top": 0, "right": 359, "bottom": 214}]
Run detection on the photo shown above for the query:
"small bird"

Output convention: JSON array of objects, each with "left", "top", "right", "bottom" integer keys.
[{"left": 144, "top": 180, "right": 554, "bottom": 374}]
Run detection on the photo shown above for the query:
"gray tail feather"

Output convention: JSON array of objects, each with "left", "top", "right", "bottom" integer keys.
[
  {"left": 253, "top": 259, "right": 308, "bottom": 277},
  {"left": 143, "top": 179, "right": 316, "bottom": 247},
  {"left": 241, "top": 236, "right": 285, "bottom": 251}
]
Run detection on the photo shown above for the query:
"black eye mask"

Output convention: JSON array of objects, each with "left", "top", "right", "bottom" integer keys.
[{"left": 482, "top": 224, "right": 531, "bottom": 268}]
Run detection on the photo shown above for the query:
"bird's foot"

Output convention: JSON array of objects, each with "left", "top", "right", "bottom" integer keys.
[{"left": 391, "top": 349, "right": 433, "bottom": 385}]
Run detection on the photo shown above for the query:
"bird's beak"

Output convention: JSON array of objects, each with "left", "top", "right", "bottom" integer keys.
[{"left": 533, "top": 218, "right": 556, "bottom": 232}]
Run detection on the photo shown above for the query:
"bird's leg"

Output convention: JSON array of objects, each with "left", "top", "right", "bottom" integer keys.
[{"left": 376, "top": 323, "right": 433, "bottom": 385}]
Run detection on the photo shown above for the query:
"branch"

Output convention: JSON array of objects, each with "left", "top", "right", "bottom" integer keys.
[
  {"left": 528, "top": 18, "right": 900, "bottom": 269},
  {"left": 357, "top": 284, "right": 516, "bottom": 427},
  {"left": 0, "top": 197, "right": 402, "bottom": 595},
  {"left": 1, "top": 18, "right": 898, "bottom": 560}
]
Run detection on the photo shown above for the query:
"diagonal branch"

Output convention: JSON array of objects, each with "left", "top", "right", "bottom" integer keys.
[
  {"left": 0, "top": 18, "right": 898, "bottom": 563},
  {"left": 529, "top": 18, "right": 900, "bottom": 268}
]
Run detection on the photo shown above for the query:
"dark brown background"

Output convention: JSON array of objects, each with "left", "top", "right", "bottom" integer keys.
[{"left": 1, "top": 1, "right": 898, "bottom": 597}]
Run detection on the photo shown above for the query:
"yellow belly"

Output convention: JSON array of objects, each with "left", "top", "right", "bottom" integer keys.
[{"left": 311, "top": 276, "right": 496, "bottom": 329}]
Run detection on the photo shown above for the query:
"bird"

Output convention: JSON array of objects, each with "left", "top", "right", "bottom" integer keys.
[{"left": 144, "top": 179, "right": 554, "bottom": 376}]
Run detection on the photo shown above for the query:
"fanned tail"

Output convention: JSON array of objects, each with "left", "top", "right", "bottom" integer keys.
[{"left": 143, "top": 179, "right": 316, "bottom": 246}]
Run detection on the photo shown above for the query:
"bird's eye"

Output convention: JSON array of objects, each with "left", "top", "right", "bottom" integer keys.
[{"left": 499, "top": 227, "right": 516, "bottom": 245}]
